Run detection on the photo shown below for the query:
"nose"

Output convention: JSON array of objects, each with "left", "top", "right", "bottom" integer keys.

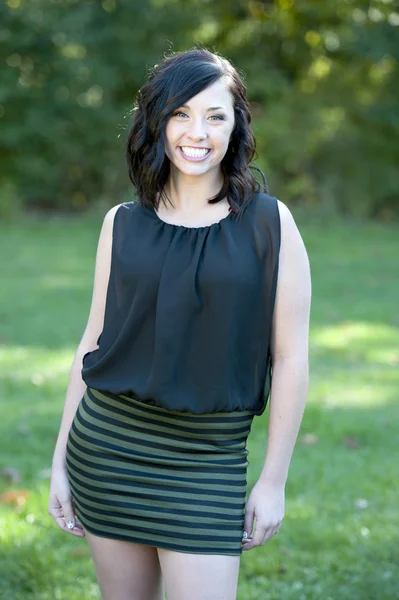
[{"left": 187, "top": 118, "right": 208, "bottom": 141}]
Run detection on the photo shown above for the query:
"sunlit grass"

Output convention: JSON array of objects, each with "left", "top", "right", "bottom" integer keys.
[{"left": 1, "top": 207, "right": 398, "bottom": 599}]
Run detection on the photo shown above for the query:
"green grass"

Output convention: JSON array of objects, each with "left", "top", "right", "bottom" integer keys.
[{"left": 1, "top": 206, "right": 398, "bottom": 600}]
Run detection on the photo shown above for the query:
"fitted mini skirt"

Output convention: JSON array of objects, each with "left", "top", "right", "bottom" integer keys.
[{"left": 65, "top": 387, "right": 254, "bottom": 556}]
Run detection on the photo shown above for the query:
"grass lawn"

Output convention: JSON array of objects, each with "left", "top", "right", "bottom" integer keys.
[{"left": 0, "top": 205, "right": 398, "bottom": 600}]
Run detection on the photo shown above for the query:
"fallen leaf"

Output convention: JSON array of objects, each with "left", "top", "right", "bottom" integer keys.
[{"left": 0, "top": 490, "right": 30, "bottom": 506}]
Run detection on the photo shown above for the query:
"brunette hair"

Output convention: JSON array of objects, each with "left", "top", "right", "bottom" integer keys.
[{"left": 126, "top": 46, "right": 268, "bottom": 218}]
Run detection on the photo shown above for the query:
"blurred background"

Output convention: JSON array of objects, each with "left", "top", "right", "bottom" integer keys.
[
  {"left": 0, "top": 1, "right": 398, "bottom": 599},
  {"left": 1, "top": 0, "right": 398, "bottom": 219}
]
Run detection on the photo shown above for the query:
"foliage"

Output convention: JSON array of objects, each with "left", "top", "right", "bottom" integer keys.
[{"left": 1, "top": 0, "right": 398, "bottom": 219}]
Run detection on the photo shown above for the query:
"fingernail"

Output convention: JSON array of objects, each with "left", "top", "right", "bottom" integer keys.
[
  {"left": 242, "top": 531, "right": 248, "bottom": 539},
  {"left": 66, "top": 521, "right": 74, "bottom": 529}
]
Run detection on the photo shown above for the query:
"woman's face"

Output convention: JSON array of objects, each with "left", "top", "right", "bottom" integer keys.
[{"left": 164, "top": 78, "right": 235, "bottom": 178}]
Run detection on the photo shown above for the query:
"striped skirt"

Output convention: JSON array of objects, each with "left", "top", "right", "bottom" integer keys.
[{"left": 65, "top": 387, "right": 254, "bottom": 556}]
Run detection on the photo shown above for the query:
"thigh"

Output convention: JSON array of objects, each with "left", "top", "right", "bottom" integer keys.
[
  {"left": 157, "top": 548, "right": 241, "bottom": 600},
  {"left": 85, "top": 529, "right": 165, "bottom": 600}
]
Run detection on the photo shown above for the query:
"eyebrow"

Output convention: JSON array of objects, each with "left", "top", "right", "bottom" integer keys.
[{"left": 180, "top": 105, "right": 226, "bottom": 111}]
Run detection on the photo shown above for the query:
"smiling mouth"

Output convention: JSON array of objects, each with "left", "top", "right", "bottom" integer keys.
[{"left": 179, "top": 147, "right": 212, "bottom": 159}]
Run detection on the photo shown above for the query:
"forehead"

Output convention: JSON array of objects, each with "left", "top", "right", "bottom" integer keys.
[{"left": 183, "top": 79, "right": 234, "bottom": 110}]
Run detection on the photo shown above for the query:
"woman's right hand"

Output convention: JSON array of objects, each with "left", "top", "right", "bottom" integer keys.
[{"left": 48, "top": 464, "right": 85, "bottom": 537}]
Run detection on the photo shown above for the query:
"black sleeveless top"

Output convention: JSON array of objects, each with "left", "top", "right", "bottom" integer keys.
[{"left": 81, "top": 192, "right": 281, "bottom": 416}]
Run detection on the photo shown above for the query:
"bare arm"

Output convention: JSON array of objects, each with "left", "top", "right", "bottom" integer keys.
[
  {"left": 259, "top": 200, "right": 312, "bottom": 486},
  {"left": 51, "top": 203, "right": 122, "bottom": 469},
  {"left": 241, "top": 200, "right": 312, "bottom": 550}
]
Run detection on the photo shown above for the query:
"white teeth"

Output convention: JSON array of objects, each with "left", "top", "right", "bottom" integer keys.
[{"left": 181, "top": 147, "right": 210, "bottom": 158}]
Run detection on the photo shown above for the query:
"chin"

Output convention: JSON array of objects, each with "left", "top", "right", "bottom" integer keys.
[{"left": 172, "top": 159, "right": 213, "bottom": 171}]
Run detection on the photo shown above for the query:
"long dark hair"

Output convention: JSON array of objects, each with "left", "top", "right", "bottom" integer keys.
[{"left": 126, "top": 46, "right": 269, "bottom": 218}]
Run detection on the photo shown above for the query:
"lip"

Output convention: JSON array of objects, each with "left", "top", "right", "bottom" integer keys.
[{"left": 178, "top": 147, "right": 213, "bottom": 162}]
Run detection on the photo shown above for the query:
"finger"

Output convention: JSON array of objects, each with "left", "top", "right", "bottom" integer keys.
[
  {"left": 241, "top": 535, "right": 258, "bottom": 551},
  {"left": 69, "top": 519, "right": 85, "bottom": 532},
  {"left": 54, "top": 515, "right": 86, "bottom": 537},
  {"left": 70, "top": 498, "right": 85, "bottom": 531},
  {"left": 71, "top": 498, "right": 82, "bottom": 527},
  {"left": 66, "top": 519, "right": 85, "bottom": 535},
  {"left": 60, "top": 497, "right": 77, "bottom": 530},
  {"left": 241, "top": 537, "right": 252, "bottom": 547},
  {"left": 242, "top": 526, "right": 266, "bottom": 550},
  {"left": 49, "top": 496, "right": 85, "bottom": 537},
  {"left": 260, "top": 525, "right": 281, "bottom": 546},
  {"left": 272, "top": 524, "right": 281, "bottom": 535},
  {"left": 242, "top": 505, "right": 255, "bottom": 542},
  {"left": 260, "top": 529, "right": 274, "bottom": 545}
]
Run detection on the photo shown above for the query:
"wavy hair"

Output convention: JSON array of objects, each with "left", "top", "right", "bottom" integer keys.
[{"left": 126, "top": 46, "right": 268, "bottom": 218}]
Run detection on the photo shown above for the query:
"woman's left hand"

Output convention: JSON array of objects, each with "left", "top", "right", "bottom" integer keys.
[{"left": 241, "top": 479, "right": 285, "bottom": 550}]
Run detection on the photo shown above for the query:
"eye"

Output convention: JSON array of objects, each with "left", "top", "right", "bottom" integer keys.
[{"left": 172, "top": 112, "right": 225, "bottom": 121}]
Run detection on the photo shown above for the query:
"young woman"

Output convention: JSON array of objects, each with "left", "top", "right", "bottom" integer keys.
[{"left": 49, "top": 47, "right": 311, "bottom": 600}]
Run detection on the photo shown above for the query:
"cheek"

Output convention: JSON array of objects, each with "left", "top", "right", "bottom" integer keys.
[
  {"left": 165, "top": 121, "right": 184, "bottom": 141},
  {"left": 164, "top": 130, "right": 177, "bottom": 157},
  {"left": 214, "top": 130, "right": 232, "bottom": 149}
]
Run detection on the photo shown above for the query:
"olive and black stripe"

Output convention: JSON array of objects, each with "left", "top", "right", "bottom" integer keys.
[{"left": 65, "top": 387, "right": 254, "bottom": 556}]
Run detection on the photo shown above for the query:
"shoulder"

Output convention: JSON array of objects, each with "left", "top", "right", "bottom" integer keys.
[
  {"left": 253, "top": 194, "right": 309, "bottom": 264},
  {"left": 256, "top": 194, "right": 302, "bottom": 244},
  {"left": 275, "top": 200, "right": 310, "bottom": 279},
  {"left": 276, "top": 198, "right": 294, "bottom": 224},
  {"left": 101, "top": 201, "right": 144, "bottom": 246},
  {"left": 275, "top": 199, "right": 305, "bottom": 250},
  {"left": 104, "top": 203, "right": 124, "bottom": 222},
  {"left": 95, "top": 204, "right": 126, "bottom": 247},
  {"left": 103, "top": 201, "right": 138, "bottom": 228}
]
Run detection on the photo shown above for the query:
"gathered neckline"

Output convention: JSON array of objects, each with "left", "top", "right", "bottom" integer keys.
[{"left": 144, "top": 203, "right": 234, "bottom": 231}]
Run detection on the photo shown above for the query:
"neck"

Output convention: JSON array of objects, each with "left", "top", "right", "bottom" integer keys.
[{"left": 162, "top": 174, "right": 224, "bottom": 212}]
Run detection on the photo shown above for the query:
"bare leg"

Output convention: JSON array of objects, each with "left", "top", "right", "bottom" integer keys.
[
  {"left": 157, "top": 548, "right": 241, "bottom": 600},
  {"left": 84, "top": 529, "right": 165, "bottom": 600}
]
